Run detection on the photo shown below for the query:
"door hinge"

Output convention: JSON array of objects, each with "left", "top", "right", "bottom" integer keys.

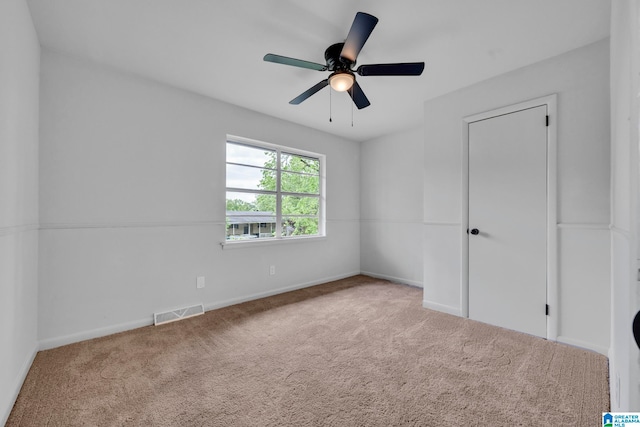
[
  {"left": 545, "top": 304, "right": 549, "bottom": 316},
  {"left": 545, "top": 115, "right": 549, "bottom": 127}
]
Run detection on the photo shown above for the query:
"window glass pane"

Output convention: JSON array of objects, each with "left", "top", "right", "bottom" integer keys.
[
  {"left": 226, "top": 192, "right": 275, "bottom": 213},
  {"left": 281, "top": 171, "right": 319, "bottom": 194},
  {"left": 281, "top": 217, "right": 319, "bottom": 237},
  {"left": 281, "top": 153, "right": 320, "bottom": 174},
  {"left": 226, "top": 192, "right": 276, "bottom": 240},
  {"left": 227, "top": 143, "right": 276, "bottom": 168},
  {"left": 281, "top": 195, "right": 319, "bottom": 216},
  {"left": 226, "top": 221, "right": 276, "bottom": 240},
  {"left": 226, "top": 164, "right": 276, "bottom": 191}
]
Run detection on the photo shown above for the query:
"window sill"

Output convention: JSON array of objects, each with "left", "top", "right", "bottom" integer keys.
[{"left": 220, "top": 235, "right": 326, "bottom": 250}]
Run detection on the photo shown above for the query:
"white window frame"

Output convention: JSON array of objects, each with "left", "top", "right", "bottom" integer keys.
[{"left": 222, "top": 135, "right": 326, "bottom": 248}]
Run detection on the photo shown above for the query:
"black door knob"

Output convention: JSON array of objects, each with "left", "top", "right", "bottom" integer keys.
[{"left": 470, "top": 228, "right": 479, "bottom": 235}]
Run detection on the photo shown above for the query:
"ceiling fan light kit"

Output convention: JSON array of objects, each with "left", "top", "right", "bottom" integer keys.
[
  {"left": 263, "top": 11, "right": 425, "bottom": 111},
  {"left": 328, "top": 72, "right": 354, "bottom": 92}
]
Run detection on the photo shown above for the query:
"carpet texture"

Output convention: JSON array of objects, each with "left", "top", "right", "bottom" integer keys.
[{"left": 8, "top": 275, "right": 609, "bottom": 426}]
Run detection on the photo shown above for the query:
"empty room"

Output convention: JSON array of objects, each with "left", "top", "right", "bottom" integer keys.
[{"left": 2, "top": 0, "right": 639, "bottom": 425}]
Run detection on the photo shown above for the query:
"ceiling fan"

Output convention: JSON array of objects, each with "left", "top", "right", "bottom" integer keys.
[{"left": 263, "top": 12, "right": 425, "bottom": 109}]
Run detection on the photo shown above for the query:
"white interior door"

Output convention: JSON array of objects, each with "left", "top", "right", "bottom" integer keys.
[{"left": 468, "top": 105, "right": 548, "bottom": 338}]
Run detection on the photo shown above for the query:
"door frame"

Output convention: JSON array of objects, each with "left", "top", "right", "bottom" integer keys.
[{"left": 461, "top": 94, "right": 558, "bottom": 341}]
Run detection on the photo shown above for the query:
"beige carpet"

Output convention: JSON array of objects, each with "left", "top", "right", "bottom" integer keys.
[{"left": 8, "top": 275, "right": 609, "bottom": 426}]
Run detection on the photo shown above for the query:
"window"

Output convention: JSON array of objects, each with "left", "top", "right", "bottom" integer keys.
[{"left": 225, "top": 135, "right": 324, "bottom": 242}]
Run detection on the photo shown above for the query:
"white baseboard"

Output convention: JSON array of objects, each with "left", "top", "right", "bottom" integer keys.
[
  {"left": 39, "top": 317, "right": 153, "bottom": 351},
  {"left": 422, "top": 300, "right": 462, "bottom": 317},
  {"left": 360, "top": 271, "right": 423, "bottom": 288},
  {"left": 556, "top": 335, "right": 609, "bottom": 356},
  {"left": 204, "top": 271, "right": 361, "bottom": 312},
  {"left": 1, "top": 343, "right": 38, "bottom": 427}
]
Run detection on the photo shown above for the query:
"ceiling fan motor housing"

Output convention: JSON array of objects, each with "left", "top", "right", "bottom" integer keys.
[{"left": 325, "top": 43, "right": 354, "bottom": 71}]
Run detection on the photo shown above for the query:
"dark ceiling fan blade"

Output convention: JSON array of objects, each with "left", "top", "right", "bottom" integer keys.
[
  {"left": 289, "top": 79, "right": 329, "bottom": 105},
  {"left": 340, "top": 12, "right": 378, "bottom": 63},
  {"left": 348, "top": 81, "right": 370, "bottom": 109},
  {"left": 264, "top": 53, "right": 327, "bottom": 71},
  {"left": 357, "top": 62, "right": 425, "bottom": 76}
]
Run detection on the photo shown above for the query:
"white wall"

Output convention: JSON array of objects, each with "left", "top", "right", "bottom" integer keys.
[
  {"left": 423, "top": 39, "right": 611, "bottom": 354},
  {"left": 360, "top": 127, "right": 423, "bottom": 287},
  {"left": 0, "top": 0, "right": 40, "bottom": 424},
  {"left": 38, "top": 49, "right": 361, "bottom": 347},
  {"left": 609, "top": 0, "right": 640, "bottom": 411}
]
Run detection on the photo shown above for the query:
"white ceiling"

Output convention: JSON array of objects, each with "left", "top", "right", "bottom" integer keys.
[{"left": 26, "top": 0, "right": 611, "bottom": 142}]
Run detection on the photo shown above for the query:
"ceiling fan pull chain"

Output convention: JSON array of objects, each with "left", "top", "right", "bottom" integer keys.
[
  {"left": 351, "top": 88, "right": 354, "bottom": 127},
  {"left": 329, "top": 87, "right": 332, "bottom": 123}
]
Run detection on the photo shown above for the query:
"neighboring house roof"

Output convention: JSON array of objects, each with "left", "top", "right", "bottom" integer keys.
[{"left": 226, "top": 211, "right": 276, "bottom": 224}]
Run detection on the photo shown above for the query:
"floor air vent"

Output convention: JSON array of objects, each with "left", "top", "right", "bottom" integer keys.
[{"left": 154, "top": 304, "right": 204, "bottom": 326}]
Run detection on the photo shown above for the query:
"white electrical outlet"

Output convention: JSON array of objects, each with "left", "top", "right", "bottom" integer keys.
[
  {"left": 196, "top": 276, "right": 205, "bottom": 289},
  {"left": 269, "top": 265, "right": 276, "bottom": 276}
]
